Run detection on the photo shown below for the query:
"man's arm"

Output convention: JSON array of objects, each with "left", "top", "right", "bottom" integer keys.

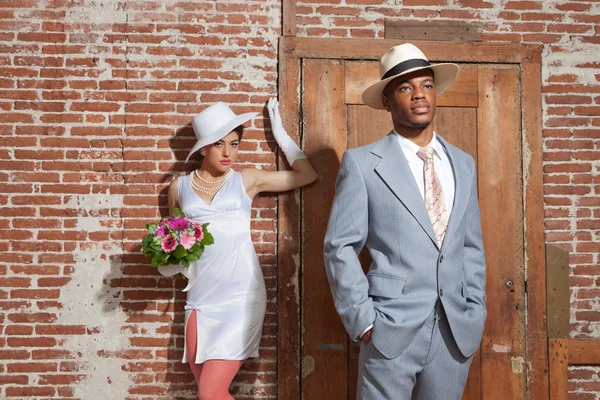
[
  {"left": 324, "top": 151, "right": 375, "bottom": 341},
  {"left": 463, "top": 161, "right": 487, "bottom": 312}
]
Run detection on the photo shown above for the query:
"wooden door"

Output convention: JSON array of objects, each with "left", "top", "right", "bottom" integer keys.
[{"left": 298, "top": 58, "right": 525, "bottom": 400}]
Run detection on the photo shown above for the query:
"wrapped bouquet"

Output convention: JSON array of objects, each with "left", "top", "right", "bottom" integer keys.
[{"left": 141, "top": 208, "right": 214, "bottom": 268}]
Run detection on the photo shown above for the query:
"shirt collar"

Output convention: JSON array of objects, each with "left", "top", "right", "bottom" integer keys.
[{"left": 393, "top": 130, "right": 442, "bottom": 160}]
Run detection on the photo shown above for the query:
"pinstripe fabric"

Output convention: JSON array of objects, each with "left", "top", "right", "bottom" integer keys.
[
  {"left": 357, "top": 303, "right": 472, "bottom": 400},
  {"left": 324, "top": 132, "right": 486, "bottom": 398}
]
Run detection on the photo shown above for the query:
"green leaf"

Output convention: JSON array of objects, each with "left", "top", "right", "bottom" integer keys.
[
  {"left": 151, "top": 252, "right": 163, "bottom": 267},
  {"left": 173, "top": 244, "right": 187, "bottom": 259},
  {"left": 172, "top": 208, "right": 184, "bottom": 217},
  {"left": 189, "top": 242, "right": 201, "bottom": 252},
  {"left": 203, "top": 232, "right": 214, "bottom": 246},
  {"left": 150, "top": 242, "right": 162, "bottom": 252},
  {"left": 142, "top": 248, "right": 154, "bottom": 257},
  {"left": 147, "top": 223, "right": 157, "bottom": 234},
  {"left": 182, "top": 258, "right": 190, "bottom": 268},
  {"left": 141, "top": 234, "right": 153, "bottom": 248},
  {"left": 161, "top": 254, "right": 171, "bottom": 265}
]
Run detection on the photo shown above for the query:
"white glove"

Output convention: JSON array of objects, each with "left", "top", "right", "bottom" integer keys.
[{"left": 267, "top": 97, "right": 307, "bottom": 165}]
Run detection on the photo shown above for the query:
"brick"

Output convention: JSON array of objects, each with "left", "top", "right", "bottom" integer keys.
[
  {"left": 571, "top": 14, "right": 600, "bottom": 23},
  {"left": 7, "top": 362, "right": 57, "bottom": 373},
  {"left": 7, "top": 337, "right": 57, "bottom": 347},
  {"left": 521, "top": 13, "right": 563, "bottom": 21},
  {"left": 70, "top": 102, "right": 120, "bottom": 112},
  {"left": 548, "top": 24, "right": 592, "bottom": 34},
  {"left": 505, "top": 1, "right": 541, "bottom": 10},
  {"left": 455, "top": 0, "right": 494, "bottom": 7},
  {"left": 35, "top": 325, "right": 86, "bottom": 335},
  {"left": 32, "top": 349, "right": 74, "bottom": 360},
  {"left": 5, "top": 387, "right": 55, "bottom": 397},
  {"left": 557, "top": 3, "right": 591, "bottom": 12},
  {"left": 523, "top": 34, "right": 563, "bottom": 44},
  {"left": 574, "top": 107, "right": 600, "bottom": 116},
  {"left": 509, "top": 22, "right": 545, "bottom": 32},
  {"left": 546, "top": 118, "right": 590, "bottom": 127},
  {"left": 10, "top": 289, "right": 61, "bottom": 299},
  {"left": 0, "top": 277, "right": 31, "bottom": 287},
  {"left": 39, "top": 374, "right": 85, "bottom": 385},
  {"left": 0, "top": 350, "right": 30, "bottom": 360}
]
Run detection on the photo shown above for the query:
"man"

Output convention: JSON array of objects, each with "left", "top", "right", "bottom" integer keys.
[{"left": 323, "top": 43, "right": 487, "bottom": 399}]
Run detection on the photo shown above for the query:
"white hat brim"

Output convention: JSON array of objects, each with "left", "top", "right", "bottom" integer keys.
[
  {"left": 185, "top": 112, "right": 259, "bottom": 162},
  {"left": 361, "top": 63, "right": 459, "bottom": 110}
]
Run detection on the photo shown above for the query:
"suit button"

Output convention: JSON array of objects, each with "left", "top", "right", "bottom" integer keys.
[
  {"left": 440, "top": 255, "right": 444, "bottom": 263},
  {"left": 440, "top": 289, "right": 444, "bottom": 297}
]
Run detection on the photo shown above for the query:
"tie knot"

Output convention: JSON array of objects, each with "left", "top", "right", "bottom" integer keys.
[{"left": 417, "top": 146, "right": 435, "bottom": 161}]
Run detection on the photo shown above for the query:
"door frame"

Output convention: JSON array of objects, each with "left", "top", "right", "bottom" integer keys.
[{"left": 276, "top": 37, "right": 546, "bottom": 400}]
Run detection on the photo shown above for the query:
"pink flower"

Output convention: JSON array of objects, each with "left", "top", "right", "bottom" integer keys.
[
  {"left": 161, "top": 237, "right": 177, "bottom": 253},
  {"left": 179, "top": 232, "right": 196, "bottom": 250},
  {"left": 193, "top": 225, "right": 204, "bottom": 241},
  {"left": 169, "top": 217, "right": 189, "bottom": 231},
  {"left": 155, "top": 224, "right": 169, "bottom": 238}
]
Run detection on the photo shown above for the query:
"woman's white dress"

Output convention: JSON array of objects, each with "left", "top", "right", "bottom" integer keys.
[{"left": 176, "top": 171, "right": 267, "bottom": 364}]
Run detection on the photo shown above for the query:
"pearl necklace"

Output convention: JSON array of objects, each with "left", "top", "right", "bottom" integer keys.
[
  {"left": 194, "top": 169, "right": 229, "bottom": 185},
  {"left": 189, "top": 169, "right": 233, "bottom": 195}
]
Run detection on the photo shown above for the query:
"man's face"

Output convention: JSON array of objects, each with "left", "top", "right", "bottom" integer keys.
[{"left": 381, "top": 69, "right": 437, "bottom": 129}]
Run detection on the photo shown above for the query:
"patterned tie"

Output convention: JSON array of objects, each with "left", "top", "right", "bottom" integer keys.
[{"left": 417, "top": 146, "right": 449, "bottom": 246}]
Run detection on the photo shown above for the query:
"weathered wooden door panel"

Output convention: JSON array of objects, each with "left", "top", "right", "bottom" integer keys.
[
  {"left": 477, "top": 65, "right": 525, "bottom": 398},
  {"left": 298, "top": 58, "right": 526, "bottom": 400},
  {"left": 301, "top": 59, "right": 348, "bottom": 400}
]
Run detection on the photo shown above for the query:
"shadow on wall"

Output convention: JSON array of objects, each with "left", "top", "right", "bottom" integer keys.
[
  {"left": 94, "top": 116, "right": 294, "bottom": 398},
  {"left": 94, "top": 123, "right": 201, "bottom": 398},
  {"left": 96, "top": 247, "right": 196, "bottom": 398}
]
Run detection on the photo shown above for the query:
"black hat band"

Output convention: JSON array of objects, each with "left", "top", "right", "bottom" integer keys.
[{"left": 381, "top": 58, "right": 432, "bottom": 81}]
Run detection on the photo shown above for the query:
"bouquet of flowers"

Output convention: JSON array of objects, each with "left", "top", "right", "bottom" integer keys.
[{"left": 141, "top": 208, "right": 214, "bottom": 268}]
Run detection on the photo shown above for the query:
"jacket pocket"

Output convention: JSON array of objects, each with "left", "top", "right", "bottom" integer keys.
[
  {"left": 367, "top": 274, "right": 405, "bottom": 299},
  {"left": 461, "top": 281, "right": 470, "bottom": 299}
]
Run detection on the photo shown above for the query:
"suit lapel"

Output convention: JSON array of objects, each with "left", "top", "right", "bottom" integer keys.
[
  {"left": 437, "top": 136, "right": 472, "bottom": 251},
  {"left": 372, "top": 133, "right": 439, "bottom": 249}
]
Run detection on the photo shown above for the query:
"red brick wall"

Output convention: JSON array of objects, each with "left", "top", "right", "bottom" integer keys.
[
  {"left": 296, "top": 0, "right": 600, "bottom": 398},
  {"left": 1, "top": 0, "right": 600, "bottom": 398},
  {"left": 1, "top": 1, "right": 279, "bottom": 398}
]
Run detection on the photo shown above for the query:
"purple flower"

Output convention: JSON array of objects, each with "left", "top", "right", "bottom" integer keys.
[
  {"left": 155, "top": 224, "right": 169, "bottom": 238},
  {"left": 161, "top": 237, "right": 177, "bottom": 253},
  {"left": 169, "top": 217, "right": 189, "bottom": 231}
]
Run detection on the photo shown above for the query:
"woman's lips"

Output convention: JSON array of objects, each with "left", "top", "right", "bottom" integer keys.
[{"left": 220, "top": 160, "right": 231, "bottom": 165}]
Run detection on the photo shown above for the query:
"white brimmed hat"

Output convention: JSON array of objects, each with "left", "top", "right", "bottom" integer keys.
[
  {"left": 362, "top": 43, "right": 459, "bottom": 110},
  {"left": 186, "top": 102, "right": 258, "bottom": 162}
]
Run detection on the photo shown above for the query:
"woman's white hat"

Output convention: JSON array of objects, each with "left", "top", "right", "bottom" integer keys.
[
  {"left": 186, "top": 102, "right": 258, "bottom": 162},
  {"left": 362, "top": 43, "right": 459, "bottom": 110}
]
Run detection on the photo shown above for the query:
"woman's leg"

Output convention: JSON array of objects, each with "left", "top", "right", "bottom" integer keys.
[
  {"left": 197, "top": 359, "right": 244, "bottom": 400},
  {"left": 185, "top": 310, "right": 204, "bottom": 383}
]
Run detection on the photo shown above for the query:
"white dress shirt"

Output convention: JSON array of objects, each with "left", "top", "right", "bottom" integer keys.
[
  {"left": 359, "top": 131, "right": 456, "bottom": 340},
  {"left": 394, "top": 131, "right": 455, "bottom": 215}
]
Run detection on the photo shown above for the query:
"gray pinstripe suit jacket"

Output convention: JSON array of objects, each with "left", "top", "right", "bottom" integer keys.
[{"left": 324, "top": 132, "right": 487, "bottom": 359}]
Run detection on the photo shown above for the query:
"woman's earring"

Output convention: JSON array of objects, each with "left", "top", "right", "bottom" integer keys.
[{"left": 200, "top": 149, "right": 205, "bottom": 156}]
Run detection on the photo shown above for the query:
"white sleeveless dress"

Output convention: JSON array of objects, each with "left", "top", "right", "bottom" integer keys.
[{"left": 178, "top": 171, "right": 267, "bottom": 364}]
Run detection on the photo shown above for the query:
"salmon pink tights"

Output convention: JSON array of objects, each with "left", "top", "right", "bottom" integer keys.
[{"left": 186, "top": 310, "right": 244, "bottom": 400}]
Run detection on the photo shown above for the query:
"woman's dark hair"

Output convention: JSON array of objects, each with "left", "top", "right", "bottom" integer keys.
[{"left": 233, "top": 125, "right": 244, "bottom": 140}]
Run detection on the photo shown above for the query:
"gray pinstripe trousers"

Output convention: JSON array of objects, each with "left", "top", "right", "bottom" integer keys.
[{"left": 357, "top": 302, "right": 474, "bottom": 400}]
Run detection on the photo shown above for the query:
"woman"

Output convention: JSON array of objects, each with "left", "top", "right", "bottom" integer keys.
[{"left": 158, "top": 98, "right": 317, "bottom": 400}]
